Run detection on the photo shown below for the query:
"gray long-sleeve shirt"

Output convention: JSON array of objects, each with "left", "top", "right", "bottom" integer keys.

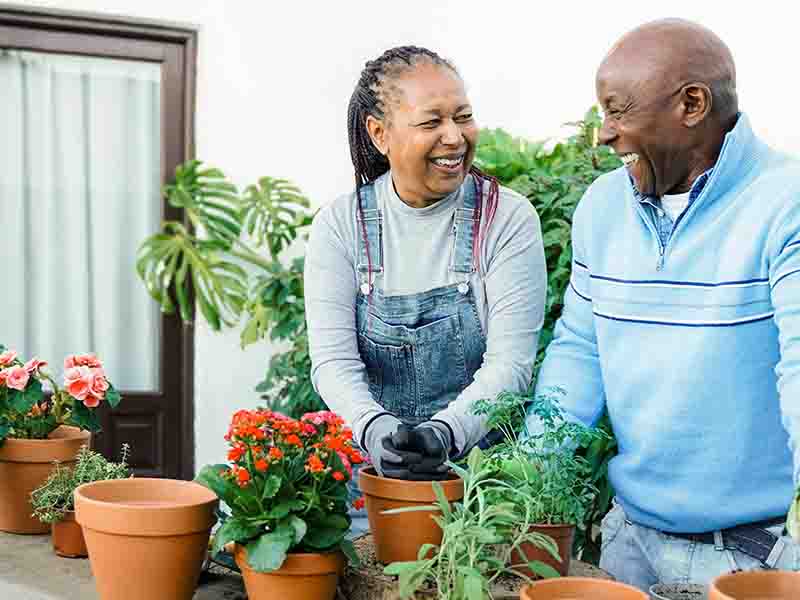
[{"left": 305, "top": 172, "right": 546, "bottom": 453}]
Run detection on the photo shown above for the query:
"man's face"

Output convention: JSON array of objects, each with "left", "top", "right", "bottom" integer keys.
[{"left": 596, "top": 59, "right": 691, "bottom": 197}]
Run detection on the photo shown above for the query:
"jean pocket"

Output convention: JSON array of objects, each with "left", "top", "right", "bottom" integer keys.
[{"left": 600, "top": 502, "right": 626, "bottom": 551}]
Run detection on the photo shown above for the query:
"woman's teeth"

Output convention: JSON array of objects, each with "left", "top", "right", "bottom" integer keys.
[{"left": 621, "top": 153, "right": 639, "bottom": 166}]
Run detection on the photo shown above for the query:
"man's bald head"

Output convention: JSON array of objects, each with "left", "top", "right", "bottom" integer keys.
[
  {"left": 595, "top": 19, "right": 739, "bottom": 197},
  {"left": 600, "top": 19, "right": 737, "bottom": 124}
]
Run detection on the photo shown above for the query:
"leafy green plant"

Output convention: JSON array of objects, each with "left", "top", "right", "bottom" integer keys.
[
  {"left": 30, "top": 444, "right": 131, "bottom": 524},
  {"left": 384, "top": 447, "right": 561, "bottom": 600},
  {"left": 136, "top": 161, "right": 320, "bottom": 417}
]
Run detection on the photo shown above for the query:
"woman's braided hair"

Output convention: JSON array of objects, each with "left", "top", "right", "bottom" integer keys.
[{"left": 346, "top": 46, "right": 499, "bottom": 286}]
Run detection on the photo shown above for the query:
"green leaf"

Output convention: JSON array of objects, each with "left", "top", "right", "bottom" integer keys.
[
  {"left": 66, "top": 399, "right": 101, "bottom": 433},
  {"left": 302, "top": 525, "right": 346, "bottom": 551},
  {"left": 340, "top": 538, "right": 361, "bottom": 567},
  {"left": 9, "top": 378, "right": 43, "bottom": 413},
  {"left": 464, "top": 573, "right": 485, "bottom": 600},
  {"left": 211, "top": 517, "right": 262, "bottom": 554},
  {"left": 105, "top": 384, "right": 122, "bottom": 409},
  {"left": 383, "top": 561, "right": 422, "bottom": 576},
  {"left": 266, "top": 499, "right": 303, "bottom": 520},
  {"left": 527, "top": 560, "right": 561, "bottom": 579},
  {"left": 286, "top": 515, "right": 307, "bottom": 544},
  {"left": 432, "top": 481, "right": 451, "bottom": 522},
  {"left": 261, "top": 475, "right": 281, "bottom": 500},
  {"left": 243, "top": 529, "right": 293, "bottom": 573},
  {"left": 194, "top": 464, "right": 238, "bottom": 507}
]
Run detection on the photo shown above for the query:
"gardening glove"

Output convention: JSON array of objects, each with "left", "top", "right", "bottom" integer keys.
[
  {"left": 362, "top": 414, "right": 420, "bottom": 477},
  {"left": 379, "top": 423, "right": 452, "bottom": 481}
]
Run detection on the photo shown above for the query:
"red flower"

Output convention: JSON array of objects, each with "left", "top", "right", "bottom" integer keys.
[
  {"left": 353, "top": 497, "right": 366, "bottom": 511},
  {"left": 332, "top": 471, "right": 345, "bottom": 481},
  {"left": 228, "top": 446, "right": 245, "bottom": 462},
  {"left": 285, "top": 434, "right": 302, "bottom": 447},
  {"left": 254, "top": 458, "right": 269, "bottom": 472},
  {"left": 236, "top": 468, "right": 250, "bottom": 487},
  {"left": 306, "top": 454, "right": 325, "bottom": 473},
  {"left": 269, "top": 447, "right": 284, "bottom": 460}
]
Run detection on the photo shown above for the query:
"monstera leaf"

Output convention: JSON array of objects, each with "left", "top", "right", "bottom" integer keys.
[
  {"left": 164, "top": 160, "right": 241, "bottom": 248},
  {"left": 240, "top": 177, "right": 313, "bottom": 259},
  {"left": 137, "top": 222, "right": 247, "bottom": 330}
]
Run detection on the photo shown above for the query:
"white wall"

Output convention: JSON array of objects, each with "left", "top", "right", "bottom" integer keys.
[{"left": 14, "top": 0, "right": 800, "bottom": 470}]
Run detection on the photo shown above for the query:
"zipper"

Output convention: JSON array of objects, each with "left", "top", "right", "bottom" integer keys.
[{"left": 634, "top": 201, "right": 666, "bottom": 271}]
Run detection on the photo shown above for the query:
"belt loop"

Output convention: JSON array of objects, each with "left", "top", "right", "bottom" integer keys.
[
  {"left": 765, "top": 537, "right": 786, "bottom": 569},
  {"left": 713, "top": 531, "right": 725, "bottom": 552}
]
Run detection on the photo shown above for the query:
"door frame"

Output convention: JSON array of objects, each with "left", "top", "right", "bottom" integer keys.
[{"left": 0, "top": 4, "right": 197, "bottom": 479}]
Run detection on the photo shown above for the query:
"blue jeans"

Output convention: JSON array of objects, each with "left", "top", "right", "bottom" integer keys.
[{"left": 599, "top": 499, "right": 800, "bottom": 592}]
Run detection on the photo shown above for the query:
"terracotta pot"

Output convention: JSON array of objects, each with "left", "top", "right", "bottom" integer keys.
[
  {"left": 520, "top": 576, "right": 649, "bottom": 599},
  {"left": 234, "top": 544, "right": 344, "bottom": 600},
  {"left": 359, "top": 467, "right": 464, "bottom": 564},
  {"left": 0, "top": 425, "right": 90, "bottom": 534},
  {"left": 709, "top": 570, "right": 800, "bottom": 599},
  {"left": 512, "top": 523, "right": 575, "bottom": 578},
  {"left": 52, "top": 510, "right": 87, "bottom": 558},
  {"left": 75, "top": 477, "right": 218, "bottom": 600}
]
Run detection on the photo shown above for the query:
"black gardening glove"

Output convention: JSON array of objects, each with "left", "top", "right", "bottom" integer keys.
[{"left": 381, "top": 423, "right": 452, "bottom": 481}]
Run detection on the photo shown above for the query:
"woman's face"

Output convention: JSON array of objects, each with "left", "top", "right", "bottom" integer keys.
[{"left": 367, "top": 64, "right": 478, "bottom": 208}]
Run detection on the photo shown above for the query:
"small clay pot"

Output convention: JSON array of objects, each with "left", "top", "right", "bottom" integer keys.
[
  {"left": 52, "top": 510, "right": 88, "bottom": 558},
  {"left": 0, "top": 426, "right": 90, "bottom": 534},
  {"left": 512, "top": 523, "right": 575, "bottom": 578},
  {"left": 75, "top": 477, "right": 218, "bottom": 600},
  {"left": 359, "top": 467, "right": 464, "bottom": 564},
  {"left": 709, "top": 570, "right": 800, "bottom": 599},
  {"left": 234, "top": 544, "right": 344, "bottom": 600},
  {"left": 650, "top": 582, "right": 707, "bottom": 600},
  {"left": 520, "top": 576, "right": 649, "bottom": 599}
]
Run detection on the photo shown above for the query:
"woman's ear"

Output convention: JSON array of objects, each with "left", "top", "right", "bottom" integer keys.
[{"left": 366, "top": 115, "right": 389, "bottom": 156}]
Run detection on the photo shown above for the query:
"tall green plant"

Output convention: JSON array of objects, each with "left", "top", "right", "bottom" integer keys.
[{"left": 136, "top": 162, "right": 321, "bottom": 416}]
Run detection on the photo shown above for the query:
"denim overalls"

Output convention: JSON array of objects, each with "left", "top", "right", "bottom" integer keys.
[{"left": 348, "top": 175, "right": 487, "bottom": 535}]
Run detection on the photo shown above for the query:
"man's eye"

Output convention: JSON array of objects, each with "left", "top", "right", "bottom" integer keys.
[
  {"left": 455, "top": 113, "right": 473, "bottom": 122},
  {"left": 421, "top": 119, "right": 440, "bottom": 128}
]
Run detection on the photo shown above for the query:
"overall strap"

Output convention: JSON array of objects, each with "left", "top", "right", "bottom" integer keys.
[
  {"left": 450, "top": 174, "right": 480, "bottom": 277},
  {"left": 356, "top": 183, "right": 383, "bottom": 294}
]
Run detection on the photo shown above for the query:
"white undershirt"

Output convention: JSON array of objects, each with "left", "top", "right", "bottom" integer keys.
[{"left": 660, "top": 191, "right": 692, "bottom": 223}]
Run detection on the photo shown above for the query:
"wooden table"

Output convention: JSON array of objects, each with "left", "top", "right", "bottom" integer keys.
[{"left": 339, "top": 534, "right": 612, "bottom": 600}]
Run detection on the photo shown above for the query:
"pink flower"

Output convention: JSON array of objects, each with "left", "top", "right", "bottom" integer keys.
[
  {"left": 88, "top": 370, "right": 108, "bottom": 401},
  {"left": 336, "top": 450, "right": 353, "bottom": 477},
  {"left": 64, "top": 366, "right": 93, "bottom": 401},
  {"left": 83, "top": 394, "right": 101, "bottom": 409},
  {"left": 64, "top": 354, "right": 102, "bottom": 370},
  {"left": 0, "top": 370, "right": 7, "bottom": 386},
  {"left": 0, "top": 350, "right": 18, "bottom": 368},
  {"left": 23, "top": 358, "right": 47, "bottom": 374},
  {"left": 5, "top": 366, "right": 30, "bottom": 391}
]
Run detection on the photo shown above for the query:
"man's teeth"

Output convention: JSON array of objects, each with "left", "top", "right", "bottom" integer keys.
[
  {"left": 621, "top": 153, "right": 639, "bottom": 166},
  {"left": 432, "top": 156, "right": 464, "bottom": 167}
]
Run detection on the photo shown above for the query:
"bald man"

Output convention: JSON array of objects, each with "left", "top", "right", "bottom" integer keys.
[{"left": 527, "top": 19, "right": 800, "bottom": 589}]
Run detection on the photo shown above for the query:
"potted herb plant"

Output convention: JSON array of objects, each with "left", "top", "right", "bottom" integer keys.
[
  {"left": 0, "top": 346, "right": 121, "bottom": 533},
  {"left": 474, "top": 388, "right": 607, "bottom": 579},
  {"left": 30, "top": 444, "right": 131, "bottom": 558},
  {"left": 195, "top": 408, "right": 364, "bottom": 600}
]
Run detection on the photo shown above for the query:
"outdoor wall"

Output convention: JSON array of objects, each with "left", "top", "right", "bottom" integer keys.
[{"left": 16, "top": 0, "right": 800, "bottom": 471}]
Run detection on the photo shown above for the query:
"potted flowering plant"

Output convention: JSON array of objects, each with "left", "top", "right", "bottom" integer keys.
[
  {"left": 0, "top": 344, "right": 121, "bottom": 533},
  {"left": 196, "top": 408, "right": 364, "bottom": 600}
]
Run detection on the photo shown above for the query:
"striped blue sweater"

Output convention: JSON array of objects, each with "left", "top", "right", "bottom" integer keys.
[{"left": 532, "top": 114, "right": 800, "bottom": 533}]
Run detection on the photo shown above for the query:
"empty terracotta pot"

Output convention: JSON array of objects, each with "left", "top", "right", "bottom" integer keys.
[
  {"left": 709, "top": 570, "right": 800, "bottom": 599},
  {"left": 52, "top": 510, "right": 87, "bottom": 558},
  {"left": 512, "top": 523, "right": 575, "bottom": 578},
  {"left": 0, "top": 426, "right": 90, "bottom": 533},
  {"left": 75, "top": 478, "right": 217, "bottom": 600},
  {"left": 359, "top": 467, "right": 464, "bottom": 564},
  {"left": 234, "top": 544, "right": 344, "bottom": 600},
  {"left": 520, "top": 576, "right": 649, "bottom": 599}
]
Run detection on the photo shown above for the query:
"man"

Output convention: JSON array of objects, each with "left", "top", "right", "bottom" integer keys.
[{"left": 528, "top": 18, "right": 800, "bottom": 590}]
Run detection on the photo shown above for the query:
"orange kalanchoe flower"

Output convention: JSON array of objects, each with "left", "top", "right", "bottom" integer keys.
[
  {"left": 353, "top": 497, "right": 365, "bottom": 511},
  {"left": 254, "top": 458, "right": 269, "bottom": 472},
  {"left": 332, "top": 471, "right": 345, "bottom": 481},
  {"left": 236, "top": 467, "right": 250, "bottom": 487},
  {"left": 228, "top": 445, "right": 245, "bottom": 462},
  {"left": 306, "top": 454, "right": 325, "bottom": 473},
  {"left": 269, "top": 447, "right": 284, "bottom": 460}
]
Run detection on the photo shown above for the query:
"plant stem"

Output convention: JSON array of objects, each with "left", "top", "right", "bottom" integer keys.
[{"left": 229, "top": 239, "right": 273, "bottom": 271}]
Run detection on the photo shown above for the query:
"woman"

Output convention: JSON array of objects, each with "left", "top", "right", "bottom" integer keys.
[{"left": 305, "top": 46, "right": 546, "bottom": 484}]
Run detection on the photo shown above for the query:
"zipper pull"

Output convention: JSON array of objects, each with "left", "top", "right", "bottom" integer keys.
[{"left": 657, "top": 247, "right": 665, "bottom": 271}]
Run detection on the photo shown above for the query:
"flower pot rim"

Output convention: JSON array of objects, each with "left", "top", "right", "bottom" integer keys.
[
  {"left": 359, "top": 466, "right": 463, "bottom": 502},
  {"left": 75, "top": 477, "right": 217, "bottom": 510},
  {"left": 521, "top": 576, "right": 649, "bottom": 599},
  {"left": 234, "top": 544, "right": 345, "bottom": 575},
  {"left": 0, "top": 426, "right": 90, "bottom": 463},
  {"left": 527, "top": 521, "right": 576, "bottom": 529},
  {"left": 710, "top": 569, "right": 800, "bottom": 598}
]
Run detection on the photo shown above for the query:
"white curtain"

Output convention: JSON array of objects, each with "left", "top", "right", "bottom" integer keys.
[{"left": 0, "top": 50, "right": 161, "bottom": 391}]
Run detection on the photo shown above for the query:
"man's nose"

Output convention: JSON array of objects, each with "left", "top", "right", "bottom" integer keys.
[
  {"left": 440, "top": 119, "right": 462, "bottom": 146},
  {"left": 597, "top": 117, "right": 617, "bottom": 147}
]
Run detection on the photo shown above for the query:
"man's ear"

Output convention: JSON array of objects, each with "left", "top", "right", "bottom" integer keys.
[
  {"left": 681, "top": 83, "right": 712, "bottom": 128},
  {"left": 366, "top": 115, "right": 389, "bottom": 156}
]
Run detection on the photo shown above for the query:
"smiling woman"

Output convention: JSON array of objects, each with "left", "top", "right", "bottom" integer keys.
[{"left": 304, "top": 45, "right": 548, "bottom": 536}]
